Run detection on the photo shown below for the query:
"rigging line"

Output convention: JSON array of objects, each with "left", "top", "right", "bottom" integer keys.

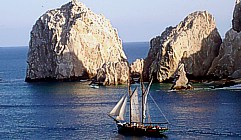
[{"left": 149, "top": 92, "right": 169, "bottom": 124}]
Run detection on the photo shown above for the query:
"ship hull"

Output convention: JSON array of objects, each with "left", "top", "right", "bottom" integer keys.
[{"left": 117, "top": 123, "right": 168, "bottom": 137}]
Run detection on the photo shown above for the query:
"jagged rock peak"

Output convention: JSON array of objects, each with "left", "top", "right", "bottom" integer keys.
[
  {"left": 180, "top": 11, "right": 215, "bottom": 29},
  {"left": 62, "top": 0, "right": 90, "bottom": 13},
  {"left": 26, "top": 0, "right": 126, "bottom": 82},
  {"left": 143, "top": 11, "right": 222, "bottom": 82},
  {"left": 71, "top": 0, "right": 81, "bottom": 5}
]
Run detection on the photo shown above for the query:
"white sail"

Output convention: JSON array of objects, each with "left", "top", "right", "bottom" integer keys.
[
  {"left": 131, "top": 87, "right": 141, "bottom": 123},
  {"left": 109, "top": 94, "right": 127, "bottom": 121},
  {"left": 116, "top": 95, "right": 127, "bottom": 121},
  {"left": 143, "top": 79, "right": 153, "bottom": 119}
]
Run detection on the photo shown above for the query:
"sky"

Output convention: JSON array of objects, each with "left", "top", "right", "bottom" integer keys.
[{"left": 0, "top": 0, "right": 235, "bottom": 47}]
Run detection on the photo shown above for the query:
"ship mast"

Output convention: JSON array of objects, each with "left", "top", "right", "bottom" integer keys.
[
  {"left": 141, "top": 73, "right": 145, "bottom": 124},
  {"left": 128, "top": 63, "right": 132, "bottom": 125}
]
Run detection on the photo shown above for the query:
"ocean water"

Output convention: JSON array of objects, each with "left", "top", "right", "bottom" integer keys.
[{"left": 0, "top": 43, "right": 241, "bottom": 139}]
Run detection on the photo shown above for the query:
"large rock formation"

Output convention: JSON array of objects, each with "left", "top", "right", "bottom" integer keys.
[
  {"left": 144, "top": 11, "right": 222, "bottom": 82},
  {"left": 208, "top": 1, "right": 241, "bottom": 79},
  {"left": 96, "top": 61, "right": 129, "bottom": 85},
  {"left": 207, "top": 29, "right": 241, "bottom": 79},
  {"left": 26, "top": 0, "right": 126, "bottom": 82}
]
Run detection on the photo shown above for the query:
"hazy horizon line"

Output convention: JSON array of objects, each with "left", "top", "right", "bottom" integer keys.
[{"left": 0, "top": 41, "right": 150, "bottom": 48}]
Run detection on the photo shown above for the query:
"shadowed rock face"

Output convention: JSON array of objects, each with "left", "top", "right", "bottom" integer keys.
[
  {"left": 144, "top": 11, "right": 222, "bottom": 82},
  {"left": 233, "top": 0, "right": 241, "bottom": 32},
  {"left": 26, "top": 0, "right": 126, "bottom": 82},
  {"left": 207, "top": 29, "right": 241, "bottom": 79},
  {"left": 208, "top": 1, "right": 241, "bottom": 79}
]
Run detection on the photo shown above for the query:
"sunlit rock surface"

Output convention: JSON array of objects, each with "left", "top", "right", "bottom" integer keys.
[
  {"left": 130, "top": 59, "right": 144, "bottom": 76},
  {"left": 26, "top": 0, "right": 126, "bottom": 82},
  {"left": 144, "top": 11, "right": 222, "bottom": 82},
  {"left": 96, "top": 61, "right": 129, "bottom": 85}
]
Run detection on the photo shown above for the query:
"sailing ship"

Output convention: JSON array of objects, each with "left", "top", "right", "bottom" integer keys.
[{"left": 108, "top": 78, "right": 169, "bottom": 136}]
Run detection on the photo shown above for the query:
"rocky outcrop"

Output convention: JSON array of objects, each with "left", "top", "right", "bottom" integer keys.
[
  {"left": 96, "top": 61, "right": 129, "bottom": 85},
  {"left": 233, "top": 0, "right": 241, "bottom": 32},
  {"left": 130, "top": 59, "right": 144, "bottom": 76},
  {"left": 207, "top": 29, "right": 241, "bottom": 79},
  {"left": 208, "top": 1, "right": 241, "bottom": 80},
  {"left": 26, "top": 0, "right": 126, "bottom": 82},
  {"left": 171, "top": 63, "right": 192, "bottom": 90},
  {"left": 144, "top": 11, "right": 222, "bottom": 82}
]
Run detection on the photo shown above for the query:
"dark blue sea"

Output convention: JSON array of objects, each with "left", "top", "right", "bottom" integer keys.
[{"left": 0, "top": 42, "right": 241, "bottom": 139}]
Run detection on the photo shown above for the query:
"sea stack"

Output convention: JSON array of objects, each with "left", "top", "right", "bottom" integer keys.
[
  {"left": 144, "top": 11, "right": 222, "bottom": 82},
  {"left": 208, "top": 0, "right": 241, "bottom": 79},
  {"left": 171, "top": 63, "right": 192, "bottom": 90},
  {"left": 26, "top": 0, "right": 127, "bottom": 82}
]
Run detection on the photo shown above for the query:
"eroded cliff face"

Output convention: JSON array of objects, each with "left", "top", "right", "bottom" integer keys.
[
  {"left": 26, "top": 0, "right": 126, "bottom": 82},
  {"left": 144, "top": 11, "right": 222, "bottom": 82},
  {"left": 208, "top": 0, "right": 241, "bottom": 79},
  {"left": 208, "top": 29, "right": 241, "bottom": 79},
  {"left": 96, "top": 61, "right": 129, "bottom": 85}
]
